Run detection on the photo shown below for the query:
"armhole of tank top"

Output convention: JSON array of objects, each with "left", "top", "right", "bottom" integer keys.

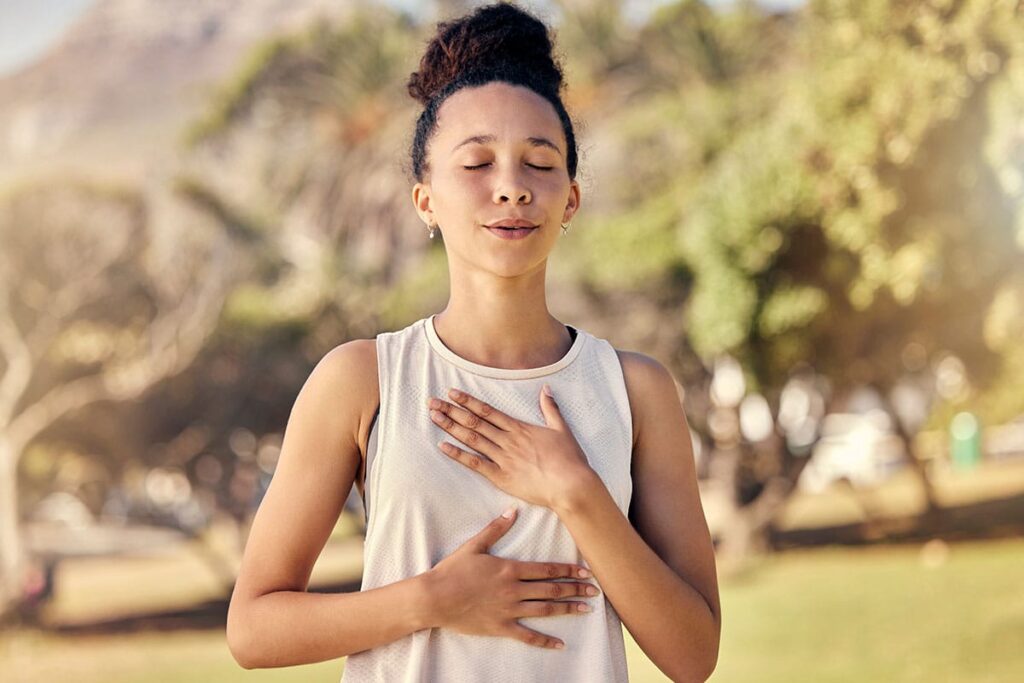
[
  {"left": 607, "top": 340, "right": 635, "bottom": 457},
  {"left": 606, "top": 340, "right": 636, "bottom": 514},
  {"left": 362, "top": 404, "right": 380, "bottom": 523},
  {"left": 365, "top": 333, "right": 388, "bottom": 540}
]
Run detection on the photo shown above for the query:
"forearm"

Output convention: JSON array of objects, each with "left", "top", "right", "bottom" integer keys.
[
  {"left": 228, "top": 572, "right": 435, "bottom": 669},
  {"left": 554, "top": 472, "right": 720, "bottom": 682}
]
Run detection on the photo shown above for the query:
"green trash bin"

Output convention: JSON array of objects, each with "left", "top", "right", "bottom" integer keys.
[{"left": 949, "top": 412, "right": 981, "bottom": 470}]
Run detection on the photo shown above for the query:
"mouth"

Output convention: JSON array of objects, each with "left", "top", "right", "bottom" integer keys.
[{"left": 485, "top": 225, "right": 538, "bottom": 240}]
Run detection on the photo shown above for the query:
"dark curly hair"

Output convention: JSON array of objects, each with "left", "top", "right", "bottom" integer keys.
[{"left": 406, "top": 1, "right": 579, "bottom": 184}]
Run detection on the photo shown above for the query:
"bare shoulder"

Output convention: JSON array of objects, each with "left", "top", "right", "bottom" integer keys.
[{"left": 613, "top": 348, "right": 683, "bottom": 448}]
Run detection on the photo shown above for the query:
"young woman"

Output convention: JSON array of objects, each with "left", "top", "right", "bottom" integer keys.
[{"left": 226, "top": 3, "right": 720, "bottom": 681}]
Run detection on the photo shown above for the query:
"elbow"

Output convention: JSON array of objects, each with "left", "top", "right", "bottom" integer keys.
[
  {"left": 693, "top": 652, "right": 720, "bottom": 683},
  {"left": 670, "top": 616, "right": 720, "bottom": 682},
  {"left": 226, "top": 601, "right": 260, "bottom": 669},
  {"left": 669, "top": 656, "right": 718, "bottom": 683},
  {"left": 226, "top": 621, "right": 257, "bottom": 669}
]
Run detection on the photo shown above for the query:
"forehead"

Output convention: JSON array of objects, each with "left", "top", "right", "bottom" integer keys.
[{"left": 434, "top": 82, "right": 564, "bottom": 154}]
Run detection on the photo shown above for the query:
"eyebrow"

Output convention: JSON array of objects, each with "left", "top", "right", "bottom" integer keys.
[{"left": 451, "top": 134, "right": 562, "bottom": 156}]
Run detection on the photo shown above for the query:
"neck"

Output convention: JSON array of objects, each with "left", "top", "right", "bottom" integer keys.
[{"left": 433, "top": 296, "right": 572, "bottom": 371}]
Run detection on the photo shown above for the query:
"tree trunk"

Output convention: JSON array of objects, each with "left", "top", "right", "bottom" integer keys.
[
  {"left": 0, "top": 436, "right": 25, "bottom": 622},
  {"left": 714, "top": 434, "right": 814, "bottom": 576},
  {"left": 877, "top": 389, "right": 946, "bottom": 534}
]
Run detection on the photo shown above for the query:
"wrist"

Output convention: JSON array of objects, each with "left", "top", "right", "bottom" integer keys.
[
  {"left": 412, "top": 568, "right": 443, "bottom": 631},
  {"left": 552, "top": 467, "right": 603, "bottom": 518}
]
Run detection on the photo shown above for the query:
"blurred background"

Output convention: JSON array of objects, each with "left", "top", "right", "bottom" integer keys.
[{"left": 1, "top": 0, "right": 1023, "bottom": 681}]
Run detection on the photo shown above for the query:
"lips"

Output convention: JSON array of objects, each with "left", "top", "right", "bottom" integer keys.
[
  {"left": 485, "top": 224, "right": 537, "bottom": 240},
  {"left": 485, "top": 218, "right": 539, "bottom": 229}
]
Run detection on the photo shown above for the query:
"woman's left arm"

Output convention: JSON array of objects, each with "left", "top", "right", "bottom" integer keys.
[
  {"left": 425, "top": 352, "right": 720, "bottom": 681},
  {"left": 553, "top": 350, "right": 720, "bottom": 683}
]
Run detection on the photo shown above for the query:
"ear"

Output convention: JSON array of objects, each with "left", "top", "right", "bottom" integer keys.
[
  {"left": 412, "top": 182, "right": 435, "bottom": 227},
  {"left": 562, "top": 180, "right": 581, "bottom": 224}
]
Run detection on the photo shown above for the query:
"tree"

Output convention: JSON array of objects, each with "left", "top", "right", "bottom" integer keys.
[{"left": 0, "top": 179, "right": 240, "bottom": 619}]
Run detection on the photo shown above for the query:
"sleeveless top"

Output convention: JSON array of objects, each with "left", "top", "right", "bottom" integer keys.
[{"left": 340, "top": 314, "right": 634, "bottom": 683}]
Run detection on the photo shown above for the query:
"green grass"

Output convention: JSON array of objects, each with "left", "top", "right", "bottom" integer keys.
[
  {"left": 711, "top": 538, "right": 1024, "bottom": 683},
  {"left": 4, "top": 537, "right": 1022, "bottom": 682}
]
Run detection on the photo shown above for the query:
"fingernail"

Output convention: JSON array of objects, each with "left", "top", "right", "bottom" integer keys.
[
  {"left": 577, "top": 567, "right": 591, "bottom": 578},
  {"left": 501, "top": 505, "right": 517, "bottom": 518},
  {"left": 542, "top": 383, "right": 553, "bottom": 397}
]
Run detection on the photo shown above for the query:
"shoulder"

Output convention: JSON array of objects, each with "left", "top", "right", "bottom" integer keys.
[
  {"left": 613, "top": 347, "right": 676, "bottom": 388},
  {"left": 321, "top": 337, "right": 378, "bottom": 374},
  {"left": 310, "top": 338, "right": 380, "bottom": 445},
  {"left": 315, "top": 338, "right": 379, "bottom": 397},
  {"left": 612, "top": 348, "right": 683, "bottom": 448}
]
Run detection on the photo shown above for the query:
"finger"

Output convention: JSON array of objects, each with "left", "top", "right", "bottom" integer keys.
[
  {"left": 430, "top": 405, "right": 502, "bottom": 460},
  {"left": 446, "top": 388, "right": 518, "bottom": 431},
  {"left": 514, "top": 561, "right": 593, "bottom": 581},
  {"left": 517, "top": 580, "right": 600, "bottom": 602},
  {"left": 463, "top": 506, "right": 517, "bottom": 553},
  {"left": 516, "top": 599, "right": 592, "bottom": 618},
  {"left": 438, "top": 441, "right": 502, "bottom": 482},
  {"left": 427, "top": 397, "right": 509, "bottom": 445},
  {"left": 539, "top": 383, "right": 567, "bottom": 430},
  {"left": 503, "top": 622, "right": 565, "bottom": 650}
]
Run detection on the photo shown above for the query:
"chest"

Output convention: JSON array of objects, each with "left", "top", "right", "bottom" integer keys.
[{"left": 366, "top": 365, "right": 633, "bottom": 564}]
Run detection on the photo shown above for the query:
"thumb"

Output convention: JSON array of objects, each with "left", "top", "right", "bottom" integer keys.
[
  {"left": 466, "top": 505, "right": 517, "bottom": 553},
  {"left": 539, "top": 382, "right": 566, "bottom": 429}
]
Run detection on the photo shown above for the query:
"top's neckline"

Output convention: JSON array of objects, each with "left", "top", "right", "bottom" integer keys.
[{"left": 423, "top": 314, "right": 585, "bottom": 379}]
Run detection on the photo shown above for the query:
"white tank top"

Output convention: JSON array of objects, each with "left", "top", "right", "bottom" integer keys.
[{"left": 341, "top": 314, "right": 633, "bottom": 682}]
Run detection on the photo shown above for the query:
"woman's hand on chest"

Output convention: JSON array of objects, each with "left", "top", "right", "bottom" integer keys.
[{"left": 426, "top": 384, "right": 600, "bottom": 511}]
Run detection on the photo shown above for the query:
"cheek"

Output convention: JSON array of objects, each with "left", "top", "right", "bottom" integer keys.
[{"left": 437, "top": 172, "right": 488, "bottom": 203}]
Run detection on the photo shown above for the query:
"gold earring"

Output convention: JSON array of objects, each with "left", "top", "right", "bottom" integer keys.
[{"left": 560, "top": 221, "right": 571, "bottom": 235}]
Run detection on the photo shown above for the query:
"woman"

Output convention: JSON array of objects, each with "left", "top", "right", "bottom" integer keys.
[{"left": 226, "top": 3, "right": 720, "bottom": 681}]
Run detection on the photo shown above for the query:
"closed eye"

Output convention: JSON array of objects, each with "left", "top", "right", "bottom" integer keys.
[{"left": 463, "top": 163, "right": 553, "bottom": 171}]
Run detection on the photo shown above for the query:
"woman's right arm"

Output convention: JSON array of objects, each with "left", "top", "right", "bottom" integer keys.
[
  {"left": 226, "top": 339, "right": 433, "bottom": 668},
  {"left": 226, "top": 339, "right": 600, "bottom": 669}
]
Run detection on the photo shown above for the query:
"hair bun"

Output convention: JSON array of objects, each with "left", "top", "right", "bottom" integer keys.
[{"left": 407, "top": 2, "right": 565, "bottom": 107}]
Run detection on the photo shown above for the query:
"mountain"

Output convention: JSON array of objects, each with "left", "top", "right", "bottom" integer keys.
[{"left": 0, "top": 0, "right": 357, "bottom": 185}]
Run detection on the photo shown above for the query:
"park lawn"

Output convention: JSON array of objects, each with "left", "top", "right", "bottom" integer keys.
[{"left": 4, "top": 536, "right": 1022, "bottom": 683}]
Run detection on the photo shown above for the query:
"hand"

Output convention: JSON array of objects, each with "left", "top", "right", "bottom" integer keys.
[
  {"left": 426, "top": 384, "right": 596, "bottom": 510},
  {"left": 426, "top": 507, "right": 600, "bottom": 649}
]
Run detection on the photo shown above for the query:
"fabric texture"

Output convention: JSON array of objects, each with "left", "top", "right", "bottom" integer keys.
[{"left": 340, "top": 314, "right": 634, "bottom": 682}]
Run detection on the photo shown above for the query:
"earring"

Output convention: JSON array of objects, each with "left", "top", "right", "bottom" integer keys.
[
  {"left": 560, "top": 221, "right": 571, "bottom": 235},
  {"left": 428, "top": 221, "right": 437, "bottom": 239}
]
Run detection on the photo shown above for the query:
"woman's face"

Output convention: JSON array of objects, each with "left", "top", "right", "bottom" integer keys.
[{"left": 413, "top": 81, "right": 580, "bottom": 278}]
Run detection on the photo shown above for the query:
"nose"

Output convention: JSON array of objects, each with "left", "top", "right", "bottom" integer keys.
[{"left": 492, "top": 168, "right": 532, "bottom": 205}]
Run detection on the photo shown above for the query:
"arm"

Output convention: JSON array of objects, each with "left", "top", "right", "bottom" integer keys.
[
  {"left": 552, "top": 351, "right": 721, "bottom": 683},
  {"left": 226, "top": 340, "right": 435, "bottom": 669}
]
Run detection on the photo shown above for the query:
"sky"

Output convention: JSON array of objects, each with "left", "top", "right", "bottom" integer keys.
[
  {"left": 0, "top": 0, "right": 807, "bottom": 78},
  {"left": 0, "top": 0, "right": 94, "bottom": 77}
]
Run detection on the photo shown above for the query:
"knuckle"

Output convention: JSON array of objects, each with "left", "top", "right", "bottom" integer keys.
[
  {"left": 544, "top": 601, "right": 556, "bottom": 616},
  {"left": 466, "top": 413, "right": 480, "bottom": 429},
  {"left": 545, "top": 563, "right": 558, "bottom": 578},
  {"left": 480, "top": 402, "right": 494, "bottom": 416},
  {"left": 548, "top": 582, "right": 563, "bottom": 599},
  {"left": 465, "top": 430, "right": 479, "bottom": 445},
  {"left": 469, "top": 457, "right": 481, "bottom": 470}
]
